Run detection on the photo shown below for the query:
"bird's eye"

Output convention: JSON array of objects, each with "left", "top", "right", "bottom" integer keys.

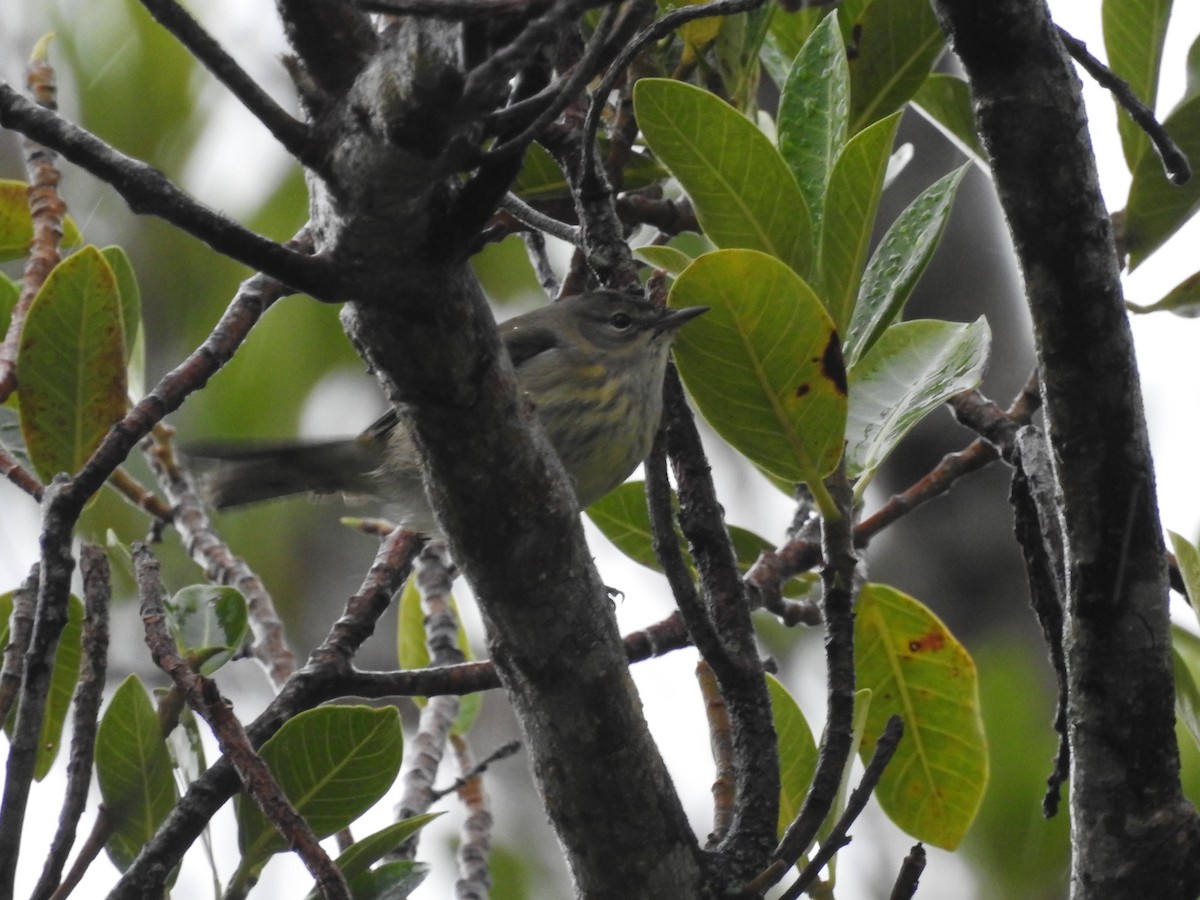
[{"left": 610, "top": 312, "right": 633, "bottom": 330}]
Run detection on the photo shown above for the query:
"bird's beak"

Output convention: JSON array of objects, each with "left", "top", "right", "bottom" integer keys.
[{"left": 655, "top": 305, "right": 709, "bottom": 335}]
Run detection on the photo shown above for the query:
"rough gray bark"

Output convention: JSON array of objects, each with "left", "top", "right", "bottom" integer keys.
[
  {"left": 292, "top": 14, "right": 705, "bottom": 899},
  {"left": 931, "top": 1, "right": 1200, "bottom": 896}
]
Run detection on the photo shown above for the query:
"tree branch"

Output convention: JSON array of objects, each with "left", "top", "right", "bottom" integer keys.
[{"left": 932, "top": 0, "right": 1200, "bottom": 893}]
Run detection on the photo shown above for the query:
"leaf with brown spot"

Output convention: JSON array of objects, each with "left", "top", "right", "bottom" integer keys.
[
  {"left": 669, "top": 249, "right": 846, "bottom": 490},
  {"left": 855, "top": 583, "right": 988, "bottom": 850}
]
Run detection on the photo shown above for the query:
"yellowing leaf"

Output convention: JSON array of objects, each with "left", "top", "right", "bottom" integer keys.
[
  {"left": 669, "top": 249, "right": 846, "bottom": 489},
  {"left": 855, "top": 583, "right": 987, "bottom": 849},
  {"left": 0, "top": 179, "right": 83, "bottom": 263}
]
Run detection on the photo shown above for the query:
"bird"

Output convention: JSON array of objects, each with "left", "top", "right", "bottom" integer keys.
[{"left": 192, "top": 290, "right": 707, "bottom": 534}]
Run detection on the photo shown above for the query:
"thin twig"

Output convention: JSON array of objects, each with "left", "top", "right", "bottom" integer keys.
[
  {"left": 431, "top": 740, "right": 520, "bottom": 803},
  {"left": 500, "top": 193, "right": 581, "bottom": 244},
  {"left": 778, "top": 716, "right": 905, "bottom": 900},
  {"left": 0, "top": 40, "right": 67, "bottom": 408},
  {"left": 450, "top": 734, "right": 495, "bottom": 900},
  {"left": 0, "top": 477, "right": 76, "bottom": 896},
  {"left": 393, "top": 542, "right": 463, "bottom": 860},
  {"left": 137, "top": 0, "right": 313, "bottom": 161},
  {"left": 767, "top": 466, "right": 857, "bottom": 886},
  {"left": 146, "top": 426, "right": 296, "bottom": 686},
  {"left": 487, "top": 2, "right": 620, "bottom": 162},
  {"left": 888, "top": 843, "right": 927, "bottom": 900},
  {"left": 30, "top": 545, "right": 112, "bottom": 900},
  {"left": 134, "top": 544, "right": 351, "bottom": 900},
  {"left": 0, "top": 86, "right": 338, "bottom": 300},
  {"left": 697, "top": 661, "right": 736, "bottom": 845},
  {"left": 581, "top": 0, "right": 768, "bottom": 185},
  {"left": 1057, "top": 26, "right": 1190, "bottom": 186}
]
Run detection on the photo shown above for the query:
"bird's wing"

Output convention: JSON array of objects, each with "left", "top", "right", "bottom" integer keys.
[{"left": 501, "top": 319, "right": 562, "bottom": 368}]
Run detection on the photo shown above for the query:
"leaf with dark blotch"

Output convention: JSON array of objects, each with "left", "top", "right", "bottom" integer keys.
[{"left": 669, "top": 249, "right": 847, "bottom": 490}]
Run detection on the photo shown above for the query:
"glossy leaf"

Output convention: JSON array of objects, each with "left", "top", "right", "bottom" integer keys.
[
  {"left": 1125, "top": 93, "right": 1200, "bottom": 269},
  {"left": 18, "top": 245, "right": 128, "bottom": 481},
  {"left": 0, "top": 179, "right": 82, "bottom": 263},
  {"left": 669, "top": 249, "right": 846, "bottom": 489},
  {"left": 1102, "top": 0, "right": 1172, "bottom": 170},
  {"left": 768, "top": 674, "right": 818, "bottom": 838},
  {"left": 847, "top": 0, "right": 945, "bottom": 134},
  {"left": 303, "top": 816, "right": 441, "bottom": 900},
  {"left": 855, "top": 583, "right": 988, "bottom": 850},
  {"left": 0, "top": 592, "right": 84, "bottom": 780},
  {"left": 778, "top": 12, "right": 850, "bottom": 235},
  {"left": 910, "top": 74, "right": 987, "bottom": 165},
  {"left": 762, "top": 6, "right": 831, "bottom": 88},
  {"left": 847, "top": 166, "right": 968, "bottom": 363},
  {"left": 819, "top": 112, "right": 901, "bottom": 332},
  {"left": 396, "top": 576, "right": 480, "bottom": 734},
  {"left": 164, "top": 585, "right": 249, "bottom": 676},
  {"left": 585, "top": 480, "right": 812, "bottom": 596},
  {"left": 96, "top": 675, "right": 178, "bottom": 871},
  {"left": 846, "top": 318, "right": 990, "bottom": 483},
  {"left": 237, "top": 705, "right": 404, "bottom": 864},
  {"left": 634, "top": 79, "right": 813, "bottom": 279}
]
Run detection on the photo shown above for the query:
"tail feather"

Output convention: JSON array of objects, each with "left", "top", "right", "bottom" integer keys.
[{"left": 187, "top": 439, "right": 382, "bottom": 509}]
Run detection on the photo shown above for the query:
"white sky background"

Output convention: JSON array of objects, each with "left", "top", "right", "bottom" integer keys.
[{"left": 2, "top": 3, "right": 1200, "bottom": 899}]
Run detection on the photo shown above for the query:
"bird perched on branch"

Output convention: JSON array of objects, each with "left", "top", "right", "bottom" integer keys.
[{"left": 194, "top": 290, "right": 707, "bottom": 533}]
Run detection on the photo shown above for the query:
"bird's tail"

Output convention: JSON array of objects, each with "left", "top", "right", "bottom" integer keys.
[{"left": 187, "top": 438, "right": 382, "bottom": 509}]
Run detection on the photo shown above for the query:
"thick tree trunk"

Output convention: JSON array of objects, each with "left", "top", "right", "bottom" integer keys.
[{"left": 931, "top": 1, "right": 1200, "bottom": 896}]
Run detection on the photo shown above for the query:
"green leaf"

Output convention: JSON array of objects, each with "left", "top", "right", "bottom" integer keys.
[
  {"left": 847, "top": 0, "right": 944, "bottom": 134},
  {"left": 18, "top": 245, "right": 129, "bottom": 481},
  {"left": 1174, "top": 626, "right": 1200, "bottom": 752},
  {"left": 512, "top": 142, "right": 664, "bottom": 200},
  {"left": 634, "top": 245, "right": 694, "bottom": 276},
  {"left": 669, "top": 249, "right": 846, "bottom": 490},
  {"left": 0, "top": 273, "right": 17, "bottom": 336},
  {"left": 303, "top": 816, "right": 441, "bottom": 900},
  {"left": 910, "top": 74, "right": 987, "bottom": 165},
  {"left": 1102, "top": 0, "right": 1172, "bottom": 170},
  {"left": 164, "top": 585, "right": 249, "bottom": 676},
  {"left": 846, "top": 166, "right": 968, "bottom": 363},
  {"left": 347, "top": 860, "right": 430, "bottom": 900},
  {"left": 634, "top": 79, "right": 814, "bottom": 279},
  {"left": 767, "top": 674, "right": 818, "bottom": 839},
  {"left": 96, "top": 675, "right": 178, "bottom": 871},
  {"left": 100, "top": 245, "right": 145, "bottom": 395},
  {"left": 237, "top": 705, "right": 405, "bottom": 864},
  {"left": 1127, "top": 270, "right": 1200, "bottom": 316},
  {"left": 1169, "top": 532, "right": 1200, "bottom": 624},
  {"left": 762, "top": 6, "right": 832, "bottom": 88},
  {"left": 846, "top": 318, "right": 990, "bottom": 484},
  {"left": 819, "top": 112, "right": 901, "bottom": 332},
  {"left": 712, "top": 2, "right": 774, "bottom": 113},
  {"left": 396, "top": 577, "right": 480, "bottom": 733},
  {"left": 855, "top": 583, "right": 988, "bottom": 850},
  {"left": 777, "top": 12, "right": 850, "bottom": 236},
  {"left": 1125, "top": 93, "right": 1200, "bottom": 269},
  {"left": 1187, "top": 32, "right": 1200, "bottom": 105},
  {"left": 585, "top": 480, "right": 810, "bottom": 595},
  {"left": 0, "top": 179, "right": 83, "bottom": 263},
  {"left": 0, "top": 592, "right": 84, "bottom": 780}
]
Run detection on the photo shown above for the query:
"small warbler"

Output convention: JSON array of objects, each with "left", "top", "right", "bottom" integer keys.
[{"left": 197, "top": 291, "right": 707, "bottom": 533}]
